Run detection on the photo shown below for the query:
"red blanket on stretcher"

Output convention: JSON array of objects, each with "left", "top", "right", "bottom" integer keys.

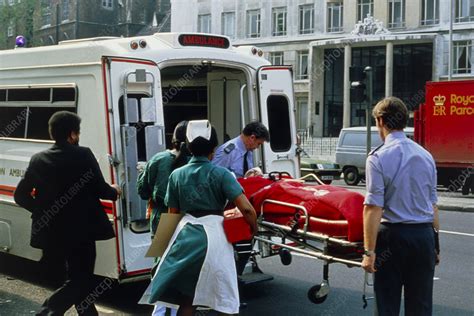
[{"left": 238, "top": 177, "right": 364, "bottom": 242}]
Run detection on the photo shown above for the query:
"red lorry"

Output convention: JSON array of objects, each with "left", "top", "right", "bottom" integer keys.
[{"left": 414, "top": 80, "right": 474, "bottom": 195}]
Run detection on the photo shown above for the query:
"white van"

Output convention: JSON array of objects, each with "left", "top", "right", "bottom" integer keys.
[
  {"left": 335, "top": 126, "right": 414, "bottom": 185},
  {"left": 0, "top": 33, "right": 299, "bottom": 282}
]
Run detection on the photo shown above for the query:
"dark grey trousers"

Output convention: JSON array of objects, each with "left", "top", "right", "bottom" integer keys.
[{"left": 374, "top": 223, "right": 436, "bottom": 316}]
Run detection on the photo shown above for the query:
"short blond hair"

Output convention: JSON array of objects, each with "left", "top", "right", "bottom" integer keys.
[{"left": 372, "top": 97, "right": 408, "bottom": 130}]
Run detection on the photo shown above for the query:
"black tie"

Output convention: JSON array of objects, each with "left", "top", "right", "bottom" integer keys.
[{"left": 243, "top": 151, "right": 249, "bottom": 175}]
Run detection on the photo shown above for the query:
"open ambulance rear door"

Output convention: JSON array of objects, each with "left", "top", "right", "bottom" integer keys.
[
  {"left": 102, "top": 57, "right": 165, "bottom": 280},
  {"left": 257, "top": 66, "right": 299, "bottom": 178}
]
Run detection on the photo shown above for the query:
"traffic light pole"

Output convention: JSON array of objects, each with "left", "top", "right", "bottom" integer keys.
[{"left": 364, "top": 66, "right": 373, "bottom": 157}]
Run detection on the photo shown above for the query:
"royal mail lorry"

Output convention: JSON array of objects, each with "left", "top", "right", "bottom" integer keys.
[
  {"left": 0, "top": 33, "right": 299, "bottom": 281},
  {"left": 414, "top": 80, "right": 474, "bottom": 194}
]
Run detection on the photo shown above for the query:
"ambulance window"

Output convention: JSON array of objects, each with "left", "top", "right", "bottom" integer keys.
[
  {"left": 0, "top": 89, "right": 6, "bottom": 102},
  {"left": 27, "top": 107, "right": 75, "bottom": 140},
  {"left": 0, "top": 107, "right": 27, "bottom": 138},
  {"left": 267, "top": 95, "right": 291, "bottom": 152},
  {"left": 52, "top": 87, "right": 76, "bottom": 102},
  {"left": 8, "top": 88, "right": 50, "bottom": 102}
]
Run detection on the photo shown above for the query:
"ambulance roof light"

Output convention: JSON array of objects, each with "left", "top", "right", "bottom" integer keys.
[{"left": 15, "top": 35, "right": 26, "bottom": 48}]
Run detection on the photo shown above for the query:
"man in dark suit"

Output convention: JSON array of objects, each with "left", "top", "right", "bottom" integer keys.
[{"left": 14, "top": 111, "right": 121, "bottom": 315}]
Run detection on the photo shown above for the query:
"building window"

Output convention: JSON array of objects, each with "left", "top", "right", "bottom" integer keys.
[
  {"left": 421, "top": 0, "right": 439, "bottom": 25},
  {"left": 221, "top": 12, "right": 235, "bottom": 38},
  {"left": 272, "top": 7, "right": 287, "bottom": 36},
  {"left": 7, "top": 24, "right": 13, "bottom": 37},
  {"left": 327, "top": 2, "right": 343, "bottom": 33},
  {"left": 247, "top": 9, "right": 261, "bottom": 38},
  {"left": 198, "top": 14, "right": 211, "bottom": 33},
  {"left": 296, "top": 51, "right": 309, "bottom": 80},
  {"left": 101, "top": 0, "right": 113, "bottom": 9},
  {"left": 455, "top": 0, "right": 474, "bottom": 23},
  {"left": 388, "top": 0, "right": 405, "bottom": 28},
  {"left": 357, "top": 0, "right": 373, "bottom": 22},
  {"left": 299, "top": 4, "right": 314, "bottom": 34},
  {"left": 41, "top": 0, "right": 51, "bottom": 27},
  {"left": 453, "top": 40, "right": 472, "bottom": 74},
  {"left": 296, "top": 97, "right": 309, "bottom": 130},
  {"left": 269, "top": 52, "right": 284, "bottom": 65},
  {"left": 62, "top": 0, "right": 69, "bottom": 21}
]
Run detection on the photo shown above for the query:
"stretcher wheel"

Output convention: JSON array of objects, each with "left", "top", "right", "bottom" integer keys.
[
  {"left": 307, "top": 282, "right": 329, "bottom": 304},
  {"left": 279, "top": 248, "right": 292, "bottom": 265}
]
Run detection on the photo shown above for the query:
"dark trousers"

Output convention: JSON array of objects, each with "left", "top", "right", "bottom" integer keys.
[
  {"left": 374, "top": 223, "right": 436, "bottom": 316},
  {"left": 37, "top": 241, "right": 98, "bottom": 316}
]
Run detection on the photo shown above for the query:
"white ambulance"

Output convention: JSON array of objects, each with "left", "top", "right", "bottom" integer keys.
[{"left": 0, "top": 33, "right": 299, "bottom": 282}]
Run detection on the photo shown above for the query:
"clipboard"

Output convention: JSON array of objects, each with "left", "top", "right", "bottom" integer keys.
[{"left": 145, "top": 213, "right": 184, "bottom": 258}]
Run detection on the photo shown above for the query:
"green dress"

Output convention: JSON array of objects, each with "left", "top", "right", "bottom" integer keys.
[{"left": 148, "top": 156, "right": 243, "bottom": 313}]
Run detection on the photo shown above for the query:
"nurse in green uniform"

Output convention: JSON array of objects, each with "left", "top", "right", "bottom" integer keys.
[
  {"left": 147, "top": 120, "right": 258, "bottom": 316},
  {"left": 137, "top": 121, "right": 189, "bottom": 237}
]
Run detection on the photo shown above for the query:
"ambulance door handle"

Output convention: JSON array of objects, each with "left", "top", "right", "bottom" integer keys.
[
  {"left": 108, "top": 154, "right": 121, "bottom": 167},
  {"left": 277, "top": 154, "right": 289, "bottom": 160}
]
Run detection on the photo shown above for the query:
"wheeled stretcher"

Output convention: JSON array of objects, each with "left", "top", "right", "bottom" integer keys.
[{"left": 237, "top": 173, "right": 372, "bottom": 305}]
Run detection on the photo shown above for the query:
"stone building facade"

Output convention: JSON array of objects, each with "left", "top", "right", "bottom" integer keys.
[{"left": 170, "top": 0, "right": 474, "bottom": 136}]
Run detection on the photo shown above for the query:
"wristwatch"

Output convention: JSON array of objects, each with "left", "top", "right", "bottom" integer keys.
[{"left": 364, "top": 249, "right": 375, "bottom": 256}]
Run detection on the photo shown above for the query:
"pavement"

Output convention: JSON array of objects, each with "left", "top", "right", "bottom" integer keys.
[{"left": 337, "top": 184, "right": 474, "bottom": 213}]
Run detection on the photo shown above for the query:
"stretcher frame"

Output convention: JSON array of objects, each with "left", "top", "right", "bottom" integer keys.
[{"left": 253, "top": 197, "right": 370, "bottom": 304}]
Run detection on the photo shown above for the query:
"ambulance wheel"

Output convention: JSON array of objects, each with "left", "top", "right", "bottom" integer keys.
[
  {"left": 343, "top": 167, "right": 360, "bottom": 186},
  {"left": 307, "top": 283, "right": 329, "bottom": 304},
  {"left": 279, "top": 248, "right": 292, "bottom": 266}
]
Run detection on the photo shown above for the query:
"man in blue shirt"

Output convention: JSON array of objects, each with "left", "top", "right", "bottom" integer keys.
[
  {"left": 212, "top": 121, "right": 270, "bottom": 178},
  {"left": 362, "top": 97, "right": 440, "bottom": 316}
]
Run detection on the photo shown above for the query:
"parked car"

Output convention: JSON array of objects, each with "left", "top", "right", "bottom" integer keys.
[
  {"left": 300, "top": 158, "right": 341, "bottom": 184},
  {"left": 335, "top": 126, "right": 414, "bottom": 185}
]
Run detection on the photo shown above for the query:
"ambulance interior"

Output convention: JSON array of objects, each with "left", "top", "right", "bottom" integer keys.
[
  {"left": 117, "top": 64, "right": 251, "bottom": 230},
  {"left": 160, "top": 64, "right": 250, "bottom": 148}
]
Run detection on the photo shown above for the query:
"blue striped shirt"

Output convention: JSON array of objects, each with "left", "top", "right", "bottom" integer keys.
[{"left": 364, "top": 131, "right": 438, "bottom": 223}]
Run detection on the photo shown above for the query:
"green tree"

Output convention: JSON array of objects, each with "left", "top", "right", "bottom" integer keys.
[{"left": 0, "top": 0, "right": 38, "bottom": 50}]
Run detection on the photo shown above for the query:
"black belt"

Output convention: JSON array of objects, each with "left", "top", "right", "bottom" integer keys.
[{"left": 186, "top": 210, "right": 223, "bottom": 218}]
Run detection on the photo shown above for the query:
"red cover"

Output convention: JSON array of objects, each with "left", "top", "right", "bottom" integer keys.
[
  {"left": 242, "top": 180, "right": 364, "bottom": 242},
  {"left": 223, "top": 215, "right": 252, "bottom": 243}
]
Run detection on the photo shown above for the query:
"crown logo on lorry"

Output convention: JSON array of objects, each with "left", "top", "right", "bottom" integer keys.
[{"left": 433, "top": 95, "right": 446, "bottom": 106}]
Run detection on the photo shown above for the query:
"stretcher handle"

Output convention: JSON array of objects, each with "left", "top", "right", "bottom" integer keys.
[
  {"left": 362, "top": 272, "right": 374, "bottom": 309},
  {"left": 298, "top": 173, "right": 325, "bottom": 185},
  {"left": 260, "top": 199, "right": 309, "bottom": 235}
]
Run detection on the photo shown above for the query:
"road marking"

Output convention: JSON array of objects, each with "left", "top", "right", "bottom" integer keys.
[
  {"left": 96, "top": 306, "right": 114, "bottom": 314},
  {"left": 440, "top": 229, "right": 474, "bottom": 237}
]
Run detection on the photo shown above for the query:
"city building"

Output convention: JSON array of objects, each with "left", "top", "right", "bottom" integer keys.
[
  {"left": 170, "top": 0, "right": 474, "bottom": 137},
  {"left": 0, "top": 0, "right": 171, "bottom": 50}
]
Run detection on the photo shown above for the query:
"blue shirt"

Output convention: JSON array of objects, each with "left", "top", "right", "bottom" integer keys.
[
  {"left": 364, "top": 131, "right": 438, "bottom": 223},
  {"left": 165, "top": 156, "right": 243, "bottom": 215},
  {"left": 212, "top": 135, "right": 253, "bottom": 178}
]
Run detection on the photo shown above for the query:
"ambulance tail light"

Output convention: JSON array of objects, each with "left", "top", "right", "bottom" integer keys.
[{"left": 130, "top": 40, "right": 139, "bottom": 50}]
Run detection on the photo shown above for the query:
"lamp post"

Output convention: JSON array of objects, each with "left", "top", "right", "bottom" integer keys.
[{"left": 364, "top": 66, "right": 373, "bottom": 157}]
